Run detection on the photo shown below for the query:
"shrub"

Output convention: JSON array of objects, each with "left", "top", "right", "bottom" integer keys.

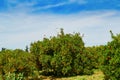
[
  {"left": 85, "top": 45, "right": 106, "bottom": 69},
  {"left": 0, "top": 49, "right": 37, "bottom": 77},
  {"left": 30, "top": 29, "right": 94, "bottom": 77},
  {"left": 101, "top": 31, "right": 120, "bottom": 80}
]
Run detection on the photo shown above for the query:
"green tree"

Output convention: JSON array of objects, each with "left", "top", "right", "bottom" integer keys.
[
  {"left": 25, "top": 45, "right": 29, "bottom": 52},
  {"left": 101, "top": 31, "right": 120, "bottom": 80},
  {"left": 30, "top": 29, "right": 93, "bottom": 76},
  {"left": 0, "top": 49, "right": 37, "bottom": 77}
]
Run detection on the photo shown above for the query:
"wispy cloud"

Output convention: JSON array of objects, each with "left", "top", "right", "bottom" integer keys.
[
  {"left": 31, "top": 0, "right": 88, "bottom": 12},
  {"left": 3, "top": 0, "right": 88, "bottom": 13},
  {"left": 5, "top": 0, "right": 37, "bottom": 13},
  {"left": 31, "top": 2, "right": 69, "bottom": 11},
  {"left": 0, "top": 10, "right": 120, "bottom": 49},
  {"left": 1, "top": 0, "right": 119, "bottom": 15},
  {"left": 0, "top": 0, "right": 120, "bottom": 49}
]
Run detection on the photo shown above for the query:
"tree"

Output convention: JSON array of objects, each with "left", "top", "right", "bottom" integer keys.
[
  {"left": 0, "top": 49, "right": 37, "bottom": 77},
  {"left": 30, "top": 29, "right": 94, "bottom": 76},
  {"left": 25, "top": 45, "right": 29, "bottom": 52},
  {"left": 101, "top": 31, "right": 120, "bottom": 80}
]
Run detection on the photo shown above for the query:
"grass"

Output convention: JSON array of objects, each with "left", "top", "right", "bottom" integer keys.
[
  {"left": 65, "top": 70, "right": 104, "bottom": 80},
  {"left": 39, "top": 69, "right": 104, "bottom": 80}
]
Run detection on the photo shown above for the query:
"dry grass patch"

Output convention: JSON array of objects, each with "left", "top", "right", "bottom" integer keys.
[{"left": 42, "top": 70, "right": 104, "bottom": 80}]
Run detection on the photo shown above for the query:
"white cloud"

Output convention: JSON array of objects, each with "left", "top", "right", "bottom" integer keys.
[
  {"left": 31, "top": 0, "right": 87, "bottom": 12},
  {"left": 5, "top": 0, "right": 88, "bottom": 13},
  {"left": 5, "top": 0, "right": 38, "bottom": 13},
  {"left": 0, "top": 10, "right": 120, "bottom": 49},
  {"left": 31, "top": 2, "right": 69, "bottom": 11}
]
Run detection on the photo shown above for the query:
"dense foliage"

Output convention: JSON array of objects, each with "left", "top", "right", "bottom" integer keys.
[
  {"left": 101, "top": 31, "right": 120, "bottom": 80},
  {"left": 0, "top": 29, "right": 120, "bottom": 80},
  {"left": 84, "top": 46, "right": 103, "bottom": 69},
  {"left": 0, "top": 49, "right": 37, "bottom": 79},
  {"left": 30, "top": 29, "right": 94, "bottom": 76}
]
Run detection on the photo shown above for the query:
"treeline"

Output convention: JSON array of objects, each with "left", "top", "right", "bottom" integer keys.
[{"left": 0, "top": 29, "right": 120, "bottom": 80}]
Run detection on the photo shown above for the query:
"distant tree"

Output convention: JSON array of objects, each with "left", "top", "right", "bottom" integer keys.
[
  {"left": 25, "top": 45, "right": 29, "bottom": 52},
  {"left": 1, "top": 48, "right": 6, "bottom": 51}
]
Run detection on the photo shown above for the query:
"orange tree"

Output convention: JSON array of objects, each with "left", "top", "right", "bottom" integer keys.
[
  {"left": 0, "top": 49, "right": 37, "bottom": 77},
  {"left": 101, "top": 31, "right": 120, "bottom": 80},
  {"left": 30, "top": 29, "right": 94, "bottom": 77},
  {"left": 84, "top": 46, "right": 103, "bottom": 69}
]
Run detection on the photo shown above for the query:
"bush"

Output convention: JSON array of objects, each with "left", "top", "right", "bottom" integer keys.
[
  {"left": 101, "top": 31, "right": 120, "bottom": 80},
  {"left": 30, "top": 29, "right": 94, "bottom": 77},
  {"left": 0, "top": 49, "right": 37, "bottom": 77}
]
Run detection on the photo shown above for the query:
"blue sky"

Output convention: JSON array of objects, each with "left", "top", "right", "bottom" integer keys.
[{"left": 0, "top": 0, "right": 120, "bottom": 49}]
